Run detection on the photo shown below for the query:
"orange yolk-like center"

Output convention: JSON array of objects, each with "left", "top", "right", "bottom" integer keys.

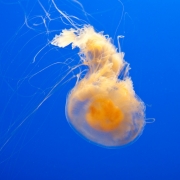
[{"left": 86, "top": 96, "right": 124, "bottom": 132}]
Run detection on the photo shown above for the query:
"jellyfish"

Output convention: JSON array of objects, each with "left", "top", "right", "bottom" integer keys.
[{"left": 51, "top": 25, "right": 145, "bottom": 148}]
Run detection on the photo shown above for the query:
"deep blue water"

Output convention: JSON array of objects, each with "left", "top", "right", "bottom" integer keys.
[{"left": 0, "top": 0, "right": 180, "bottom": 180}]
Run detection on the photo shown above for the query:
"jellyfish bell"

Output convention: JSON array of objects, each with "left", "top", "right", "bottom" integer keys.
[{"left": 52, "top": 25, "right": 146, "bottom": 148}]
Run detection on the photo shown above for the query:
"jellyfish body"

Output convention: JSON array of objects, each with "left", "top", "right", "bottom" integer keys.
[{"left": 51, "top": 25, "right": 145, "bottom": 148}]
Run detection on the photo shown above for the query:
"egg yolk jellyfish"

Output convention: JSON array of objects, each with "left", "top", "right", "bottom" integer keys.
[
  {"left": 0, "top": 0, "right": 147, "bottom": 151},
  {"left": 51, "top": 24, "right": 145, "bottom": 147}
]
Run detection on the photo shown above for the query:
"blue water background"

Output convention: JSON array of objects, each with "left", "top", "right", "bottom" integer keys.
[{"left": 0, "top": 0, "right": 180, "bottom": 179}]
